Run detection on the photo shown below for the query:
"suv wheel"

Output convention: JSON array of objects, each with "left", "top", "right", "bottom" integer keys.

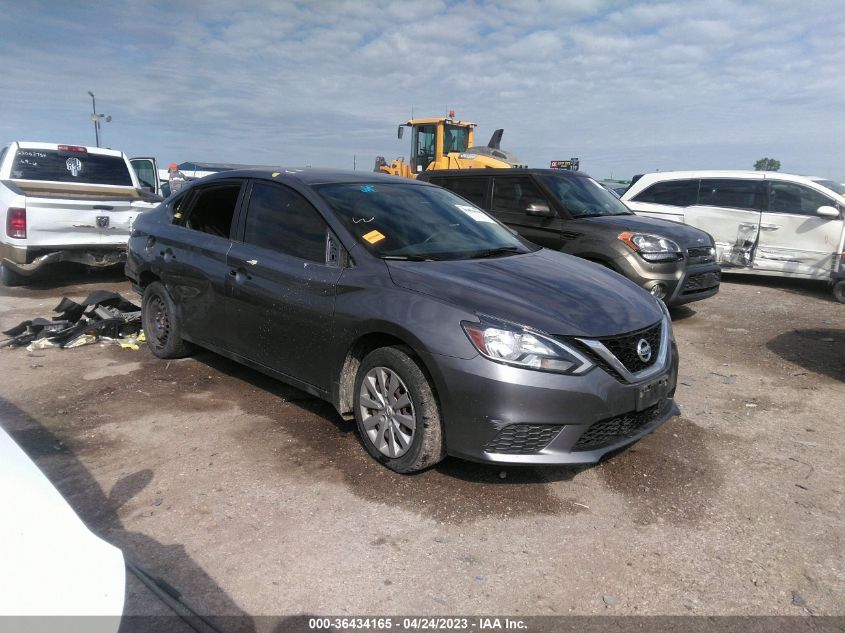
[
  {"left": 353, "top": 346, "right": 445, "bottom": 473},
  {"left": 142, "top": 281, "right": 193, "bottom": 358}
]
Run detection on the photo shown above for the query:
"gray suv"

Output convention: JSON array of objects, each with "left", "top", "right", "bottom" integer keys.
[
  {"left": 126, "top": 169, "right": 679, "bottom": 473},
  {"left": 421, "top": 169, "right": 721, "bottom": 306}
]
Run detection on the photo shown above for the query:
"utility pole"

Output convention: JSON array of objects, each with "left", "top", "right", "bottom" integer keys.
[{"left": 88, "top": 91, "right": 99, "bottom": 147}]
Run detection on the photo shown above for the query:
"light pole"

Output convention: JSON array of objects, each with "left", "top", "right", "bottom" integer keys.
[{"left": 87, "top": 91, "right": 112, "bottom": 147}]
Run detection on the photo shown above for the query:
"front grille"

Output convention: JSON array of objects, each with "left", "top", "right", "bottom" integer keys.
[
  {"left": 484, "top": 424, "right": 562, "bottom": 454},
  {"left": 682, "top": 270, "right": 721, "bottom": 294},
  {"left": 573, "top": 400, "right": 668, "bottom": 451},
  {"left": 686, "top": 246, "right": 716, "bottom": 265},
  {"left": 598, "top": 322, "right": 662, "bottom": 374}
]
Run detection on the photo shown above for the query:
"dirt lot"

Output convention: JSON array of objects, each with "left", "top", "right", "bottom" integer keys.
[{"left": 0, "top": 267, "right": 843, "bottom": 627}]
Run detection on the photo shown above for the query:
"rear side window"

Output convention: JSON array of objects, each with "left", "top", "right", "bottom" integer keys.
[
  {"left": 242, "top": 181, "right": 327, "bottom": 262},
  {"left": 10, "top": 149, "right": 133, "bottom": 185},
  {"left": 491, "top": 177, "right": 549, "bottom": 214},
  {"left": 433, "top": 177, "right": 488, "bottom": 208},
  {"left": 698, "top": 179, "right": 763, "bottom": 210},
  {"left": 183, "top": 183, "right": 242, "bottom": 238},
  {"left": 768, "top": 181, "right": 837, "bottom": 215},
  {"left": 632, "top": 179, "right": 698, "bottom": 206}
]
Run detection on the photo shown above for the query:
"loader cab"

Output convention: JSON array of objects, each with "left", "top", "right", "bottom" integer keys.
[{"left": 399, "top": 119, "right": 476, "bottom": 174}]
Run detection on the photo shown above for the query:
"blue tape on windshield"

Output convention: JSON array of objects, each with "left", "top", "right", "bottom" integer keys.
[{"left": 360, "top": 185, "right": 376, "bottom": 193}]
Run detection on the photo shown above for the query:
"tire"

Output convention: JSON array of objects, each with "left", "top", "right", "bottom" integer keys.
[
  {"left": 833, "top": 280, "right": 845, "bottom": 304},
  {"left": 353, "top": 346, "right": 445, "bottom": 473},
  {"left": 0, "top": 263, "right": 27, "bottom": 287},
  {"left": 141, "top": 281, "right": 193, "bottom": 358}
]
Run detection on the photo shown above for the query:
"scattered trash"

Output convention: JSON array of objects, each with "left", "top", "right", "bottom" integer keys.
[
  {"left": 791, "top": 591, "right": 807, "bottom": 608},
  {"left": 1, "top": 290, "right": 145, "bottom": 352},
  {"left": 602, "top": 595, "right": 618, "bottom": 607}
]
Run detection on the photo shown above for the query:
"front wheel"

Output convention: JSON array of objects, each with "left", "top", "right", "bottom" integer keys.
[
  {"left": 353, "top": 346, "right": 445, "bottom": 473},
  {"left": 833, "top": 280, "right": 845, "bottom": 304},
  {"left": 141, "top": 281, "right": 194, "bottom": 358}
]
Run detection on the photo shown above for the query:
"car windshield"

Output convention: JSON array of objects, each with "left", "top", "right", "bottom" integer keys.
[
  {"left": 540, "top": 174, "right": 633, "bottom": 218},
  {"left": 811, "top": 179, "right": 845, "bottom": 196},
  {"left": 315, "top": 182, "right": 536, "bottom": 260}
]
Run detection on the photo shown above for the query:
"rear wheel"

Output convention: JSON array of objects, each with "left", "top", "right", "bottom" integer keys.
[
  {"left": 833, "top": 280, "right": 845, "bottom": 304},
  {"left": 0, "top": 263, "right": 27, "bottom": 287},
  {"left": 142, "top": 281, "right": 193, "bottom": 358},
  {"left": 353, "top": 346, "right": 445, "bottom": 473}
]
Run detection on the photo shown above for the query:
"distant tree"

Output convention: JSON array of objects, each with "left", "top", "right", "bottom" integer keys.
[{"left": 754, "top": 157, "right": 781, "bottom": 171}]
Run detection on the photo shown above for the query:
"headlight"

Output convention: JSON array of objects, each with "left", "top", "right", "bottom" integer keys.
[
  {"left": 461, "top": 319, "right": 593, "bottom": 374},
  {"left": 618, "top": 232, "right": 682, "bottom": 262}
]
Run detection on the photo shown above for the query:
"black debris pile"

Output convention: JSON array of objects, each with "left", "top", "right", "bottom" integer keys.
[{"left": 1, "top": 290, "right": 146, "bottom": 351}]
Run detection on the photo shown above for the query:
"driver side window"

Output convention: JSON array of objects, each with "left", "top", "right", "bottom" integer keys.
[{"left": 491, "top": 177, "right": 548, "bottom": 215}]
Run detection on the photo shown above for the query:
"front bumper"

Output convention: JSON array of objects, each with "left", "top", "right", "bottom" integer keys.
[
  {"left": 420, "top": 340, "right": 679, "bottom": 465},
  {"left": 1, "top": 244, "right": 126, "bottom": 276},
  {"left": 610, "top": 252, "right": 721, "bottom": 306}
]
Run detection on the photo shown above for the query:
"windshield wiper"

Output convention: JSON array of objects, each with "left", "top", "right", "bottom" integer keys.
[
  {"left": 464, "top": 246, "right": 524, "bottom": 259},
  {"left": 381, "top": 254, "right": 438, "bottom": 262}
]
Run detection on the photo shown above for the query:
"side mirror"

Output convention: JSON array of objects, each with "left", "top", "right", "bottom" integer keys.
[
  {"left": 817, "top": 205, "right": 840, "bottom": 218},
  {"left": 526, "top": 202, "right": 554, "bottom": 217},
  {"left": 398, "top": 126, "right": 404, "bottom": 140}
]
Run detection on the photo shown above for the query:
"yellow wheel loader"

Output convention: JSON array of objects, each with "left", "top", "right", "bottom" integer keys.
[{"left": 374, "top": 113, "right": 525, "bottom": 178}]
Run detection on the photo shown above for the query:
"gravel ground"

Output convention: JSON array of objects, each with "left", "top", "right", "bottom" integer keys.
[{"left": 0, "top": 267, "right": 842, "bottom": 628}]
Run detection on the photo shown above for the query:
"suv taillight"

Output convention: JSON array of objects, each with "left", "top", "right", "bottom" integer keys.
[{"left": 6, "top": 208, "right": 26, "bottom": 239}]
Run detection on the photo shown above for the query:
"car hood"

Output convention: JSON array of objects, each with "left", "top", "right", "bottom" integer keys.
[
  {"left": 386, "top": 249, "right": 662, "bottom": 338},
  {"left": 575, "top": 214, "right": 713, "bottom": 248}
]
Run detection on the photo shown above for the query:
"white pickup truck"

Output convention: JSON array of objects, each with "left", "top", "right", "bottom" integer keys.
[{"left": 0, "top": 142, "right": 162, "bottom": 286}]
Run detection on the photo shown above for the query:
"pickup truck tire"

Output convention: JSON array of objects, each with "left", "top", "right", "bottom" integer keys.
[
  {"left": 833, "top": 280, "right": 845, "bottom": 304},
  {"left": 0, "top": 263, "right": 27, "bottom": 287},
  {"left": 353, "top": 346, "right": 445, "bottom": 473},
  {"left": 142, "top": 281, "right": 193, "bottom": 358}
]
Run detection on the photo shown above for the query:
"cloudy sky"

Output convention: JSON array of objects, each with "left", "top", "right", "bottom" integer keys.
[{"left": 2, "top": 1, "right": 843, "bottom": 180}]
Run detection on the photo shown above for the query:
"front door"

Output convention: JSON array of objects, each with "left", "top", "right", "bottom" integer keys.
[
  {"left": 226, "top": 180, "right": 343, "bottom": 390},
  {"left": 130, "top": 157, "right": 160, "bottom": 196},
  {"left": 490, "top": 175, "right": 563, "bottom": 250},
  {"left": 411, "top": 124, "right": 437, "bottom": 174},
  {"left": 684, "top": 177, "right": 765, "bottom": 267},
  {"left": 755, "top": 181, "right": 845, "bottom": 277}
]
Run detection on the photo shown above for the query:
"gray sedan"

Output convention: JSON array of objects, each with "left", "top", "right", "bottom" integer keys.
[{"left": 126, "top": 169, "right": 679, "bottom": 473}]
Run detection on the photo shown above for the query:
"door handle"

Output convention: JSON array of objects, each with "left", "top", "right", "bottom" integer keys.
[
  {"left": 760, "top": 223, "right": 781, "bottom": 231},
  {"left": 738, "top": 223, "right": 759, "bottom": 230},
  {"left": 229, "top": 268, "right": 252, "bottom": 282},
  {"left": 160, "top": 248, "right": 176, "bottom": 262}
]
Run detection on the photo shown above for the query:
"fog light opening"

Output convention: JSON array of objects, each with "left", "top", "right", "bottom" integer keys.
[{"left": 650, "top": 283, "right": 667, "bottom": 300}]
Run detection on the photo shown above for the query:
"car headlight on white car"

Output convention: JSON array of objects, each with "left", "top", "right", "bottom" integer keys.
[
  {"left": 462, "top": 319, "right": 593, "bottom": 374},
  {"left": 618, "top": 232, "right": 682, "bottom": 262}
]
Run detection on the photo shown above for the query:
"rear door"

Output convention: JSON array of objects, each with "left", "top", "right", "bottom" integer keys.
[
  {"left": 684, "top": 177, "right": 765, "bottom": 267},
  {"left": 625, "top": 178, "right": 699, "bottom": 223},
  {"left": 755, "top": 180, "right": 845, "bottom": 277},
  {"left": 225, "top": 179, "right": 343, "bottom": 390},
  {"left": 158, "top": 179, "right": 246, "bottom": 346},
  {"left": 489, "top": 175, "right": 563, "bottom": 249},
  {"left": 130, "top": 157, "right": 160, "bottom": 196}
]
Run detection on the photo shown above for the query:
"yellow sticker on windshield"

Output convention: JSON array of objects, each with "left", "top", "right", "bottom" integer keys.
[
  {"left": 362, "top": 230, "right": 386, "bottom": 244},
  {"left": 271, "top": 172, "right": 280, "bottom": 177}
]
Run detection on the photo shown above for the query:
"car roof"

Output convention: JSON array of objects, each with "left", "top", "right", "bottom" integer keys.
[
  {"left": 198, "top": 167, "right": 437, "bottom": 187},
  {"left": 420, "top": 168, "right": 592, "bottom": 179}
]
